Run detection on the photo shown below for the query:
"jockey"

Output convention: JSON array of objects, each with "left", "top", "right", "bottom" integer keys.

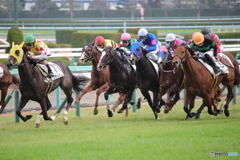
[
  {"left": 94, "top": 36, "right": 118, "bottom": 49},
  {"left": 24, "top": 34, "right": 54, "bottom": 77},
  {"left": 201, "top": 27, "right": 223, "bottom": 53},
  {"left": 137, "top": 28, "right": 161, "bottom": 62},
  {"left": 165, "top": 33, "right": 186, "bottom": 51},
  {"left": 117, "top": 33, "right": 137, "bottom": 59},
  {"left": 188, "top": 32, "right": 221, "bottom": 74}
]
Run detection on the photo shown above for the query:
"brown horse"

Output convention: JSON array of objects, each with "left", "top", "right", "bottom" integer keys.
[
  {"left": 6, "top": 42, "right": 89, "bottom": 127},
  {"left": 75, "top": 41, "right": 110, "bottom": 115},
  {"left": 157, "top": 47, "right": 184, "bottom": 114},
  {"left": 0, "top": 63, "right": 19, "bottom": 114},
  {"left": 172, "top": 44, "right": 235, "bottom": 118}
]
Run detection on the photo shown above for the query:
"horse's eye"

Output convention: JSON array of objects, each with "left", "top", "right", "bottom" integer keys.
[
  {"left": 181, "top": 51, "right": 184, "bottom": 54},
  {"left": 163, "top": 52, "right": 167, "bottom": 56},
  {"left": 136, "top": 48, "right": 140, "bottom": 52},
  {"left": 15, "top": 50, "right": 20, "bottom": 56}
]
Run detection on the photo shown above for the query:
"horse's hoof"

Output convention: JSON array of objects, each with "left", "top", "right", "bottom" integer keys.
[
  {"left": 137, "top": 101, "right": 141, "bottom": 109},
  {"left": 107, "top": 110, "right": 113, "bottom": 117},
  {"left": 224, "top": 110, "right": 230, "bottom": 117},
  {"left": 190, "top": 112, "right": 196, "bottom": 118},
  {"left": 64, "top": 120, "right": 68, "bottom": 125},
  {"left": 93, "top": 110, "right": 98, "bottom": 115},
  {"left": 35, "top": 123, "right": 40, "bottom": 128},
  {"left": 164, "top": 110, "right": 169, "bottom": 114},
  {"left": 195, "top": 114, "right": 200, "bottom": 119},
  {"left": 26, "top": 115, "right": 33, "bottom": 121},
  {"left": 117, "top": 108, "right": 125, "bottom": 113}
]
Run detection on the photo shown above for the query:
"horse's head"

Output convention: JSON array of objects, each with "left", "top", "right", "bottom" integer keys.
[
  {"left": 172, "top": 44, "right": 189, "bottom": 68},
  {"left": 130, "top": 41, "right": 144, "bottom": 64},
  {"left": 97, "top": 47, "right": 111, "bottom": 71},
  {"left": 157, "top": 46, "right": 171, "bottom": 67},
  {"left": 79, "top": 42, "right": 94, "bottom": 64},
  {"left": 7, "top": 41, "right": 25, "bottom": 70}
]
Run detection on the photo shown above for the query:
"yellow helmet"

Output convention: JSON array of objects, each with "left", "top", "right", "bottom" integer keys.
[{"left": 193, "top": 32, "right": 204, "bottom": 44}]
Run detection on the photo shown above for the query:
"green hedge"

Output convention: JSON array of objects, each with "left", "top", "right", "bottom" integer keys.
[
  {"left": 56, "top": 30, "right": 77, "bottom": 44},
  {"left": 71, "top": 32, "right": 122, "bottom": 48},
  {"left": 5, "top": 26, "right": 23, "bottom": 53}
]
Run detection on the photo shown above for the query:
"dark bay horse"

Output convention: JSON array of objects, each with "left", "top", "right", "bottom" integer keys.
[
  {"left": 130, "top": 42, "right": 160, "bottom": 119},
  {"left": 0, "top": 63, "right": 19, "bottom": 114},
  {"left": 75, "top": 41, "right": 110, "bottom": 115},
  {"left": 172, "top": 44, "right": 235, "bottom": 118},
  {"left": 97, "top": 47, "right": 136, "bottom": 117},
  {"left": 157, "top": 47, "right": 184, "bottom": 114},
  {"left": 7, "top": 42, "right": 89, "bottom": 127}
]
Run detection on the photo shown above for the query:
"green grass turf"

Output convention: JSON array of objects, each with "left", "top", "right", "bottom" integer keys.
[{"left": 0, "top": 99, "right": 239, "bottom": 160}]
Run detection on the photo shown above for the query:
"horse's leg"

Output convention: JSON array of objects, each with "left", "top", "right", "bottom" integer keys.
[
  {"left": 222, "top": 85, "right": 234, "bottom": 117},
  {"left": 194, "top": 102, "right": 205, "bottom": 120},
  {"left": 74, "top": 83, "right": 94, "bottom": 105},
  {"left": 168, "top": 90, "right": 180, "bottom": 113},
  {"left": 104, "top": 87, "right": 115, "bottom": 117},
  {"left": 38, "top": 98, "right": 52, "bottom": 121},
  {"left": 0, "top": 87, "right": 8, "bottom": 112},
  {"left": 16, "top": 97, "right": 31, "bottom": 122},
  {"left": 93, "top": 83, "right": 109, "bottom": 115},
  {"left": 142, "top": 90, "right": 158, "bottom": 119},
  {"left": 36, "top": 96, "right": 52, "bottom": 128},
  {"left": 112, "top": 93, "right": 126, "bottom": 112},
  {"left": 62, "top": 89, "right": 74, "bottom": 125},
  {"left": 157, "top": 87, "right": 166, "bottom": 111},
  {"left": 136, "top": 96, "right": 144, "bottom": 109},
  {"left": 152, "top": 90, "right": 160, "bottom": 119},
  {"left": 185, "top": 95, "right": 196, "bottom": 119},
  {"left": 184, "top": 92, "right": 196, "bottom": 119}
]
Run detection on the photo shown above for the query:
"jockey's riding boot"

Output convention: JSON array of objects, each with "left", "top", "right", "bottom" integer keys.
[
  {"left": 46, "top": 64, "right": 54, "bottom": 77},
  {"left": 204, "top": 54, "right": 221, "bottom": 74}
]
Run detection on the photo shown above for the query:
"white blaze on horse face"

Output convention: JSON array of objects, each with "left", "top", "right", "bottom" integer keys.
[
  {"left": 79, "top": 53, "right": 86, "bottom": 64},
  {"left": 157, "top": 57, "right": 163, "bottom": 64},
  {"left": 98, "top": 51, "right": 106, "bottom": 68}
]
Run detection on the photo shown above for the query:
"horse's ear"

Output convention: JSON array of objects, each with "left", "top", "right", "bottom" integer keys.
[
  {"left": 12, "top": 41, "right": 15, "bottom": 47},
  {"left": 19, "top": 41, "right": 24, "bottom": 48}
]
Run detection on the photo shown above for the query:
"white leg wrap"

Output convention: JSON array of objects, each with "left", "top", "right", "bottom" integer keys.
[
  {"left": 63, "top": 110, "right": 68, "bottom": 121},
  {"left": 35, "top": 114, "right": 43, "bottom": 124}
]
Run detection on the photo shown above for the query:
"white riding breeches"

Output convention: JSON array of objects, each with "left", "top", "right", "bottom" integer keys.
[{"left": 196, "top": 48, "right": 216, "bottom": 62}]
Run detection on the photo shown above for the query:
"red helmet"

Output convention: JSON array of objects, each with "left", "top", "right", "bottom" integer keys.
[{"left": 95, "top": 36, "right": 105, "bottom": 44}]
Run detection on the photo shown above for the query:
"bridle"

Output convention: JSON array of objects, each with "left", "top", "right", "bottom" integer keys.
[{"left": 82, "top": 45, "right": 94, "bottom": 62}]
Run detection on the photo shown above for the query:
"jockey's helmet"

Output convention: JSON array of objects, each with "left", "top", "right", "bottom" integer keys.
[
  {"left": 138, "top": 28, "right": 148, "bottom": 36},
  {"left": 193, "top": 32, "right": 204, "bottom": 45},
  {"left": 95, "top": 36, "right": 105, "bottom": 44},
  {"left": 201, "top": 28, "right": 211, "bottom": 35},
  {"left": 24, "top": 34, "right": 35, "bottom": 43},
  {"left": 121, "top": 33, "right": 131, "bottom": 41},
  {"left": 165, "top": 33, "right": 176, "bottom": 42}
]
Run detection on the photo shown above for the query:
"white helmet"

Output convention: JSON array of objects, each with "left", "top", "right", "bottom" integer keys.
[
  {"left": 138, "top": 28, "right": 148, "bottom": 36},
  {"left": 165, "top": 33, "right": 176, "bottom": 41}
]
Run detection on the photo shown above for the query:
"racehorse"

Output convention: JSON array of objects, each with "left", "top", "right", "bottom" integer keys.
[
  {"left": 172, "top": 44, "right": 235, "bottom": 119},
  {"left": 7, "top": 42, "right": 89, "bottom": 128},
  {"left": 0, "top": 63, "right": 19, "bottom": 114},
  {"left": 157, "top": 47, "right": 184, "bottom": 114},
  {"left": 97, "top": 47, "right": 136, "bottom": 117},
  {"left": 130, "top": 42, "right": 160, "bottom": 119},
  {"left": 75, "top": 41, "right": 109, "bottom": 115}
]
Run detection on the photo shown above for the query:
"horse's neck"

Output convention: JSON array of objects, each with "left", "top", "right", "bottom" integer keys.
[
  {"left": 109, "top": 54, "right": 123, "bottom": 73},
  {"left": 181, "top": 53, "right": 198, "bottom": 78},
  {"left": 18, "top": 56, "right": 34, "bottom": 82},
  {"left": 136, "top": 57, "right": 148, "bottom": 71}
]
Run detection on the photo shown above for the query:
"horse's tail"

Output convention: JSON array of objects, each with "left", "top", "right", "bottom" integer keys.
[
  {"left": 11, "top": 75, "right": 20, "bottom": 87},
  {"left": 72, "top": 74, "right": 90, "bottom": 93}
]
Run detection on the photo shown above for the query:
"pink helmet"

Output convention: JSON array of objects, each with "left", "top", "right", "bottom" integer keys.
[
  {"left": 95, "top": 36, "right": 105, "bottom": 44},
  {"left": 121, "top": 33, "right": 131, "bottom": 41}
]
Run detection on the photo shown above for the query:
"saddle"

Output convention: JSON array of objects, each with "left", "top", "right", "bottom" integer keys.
[{"left": 36, "top": 62, "right": 64, "bottom": 80}]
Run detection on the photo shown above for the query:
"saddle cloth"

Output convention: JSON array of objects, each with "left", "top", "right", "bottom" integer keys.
[
  {"left": 198, "top": 59, "right": 229, "bottom": 78},
  {"left": 37, "top": 62, "right": 64, "bottom": 81},
  {"left": 0, "top": 67, "right": 3, "bottom": 78},
  {"left": 148, "top": 59, "right": 159, "bottom": 75}
]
